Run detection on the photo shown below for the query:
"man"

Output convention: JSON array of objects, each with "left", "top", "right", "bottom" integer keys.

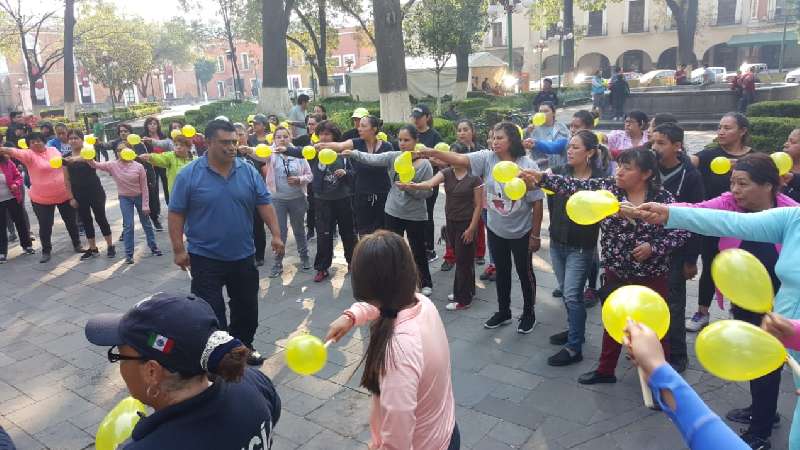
[
  {"left": 341, "top": 107, "right": 369, "bottom": 141},
  {"left": 702, "top": 63, "right": 715, "bottom": 86},
  {"left": 288, "top": 94, "right": 309, "bottom": 138},
  {"left": 5, "top": 111, "right": 30, "bottom": 146},
  {"left": 532, "top": 78, "right": 559, "bottom": 112},
  {"left": 168, "top": 119, "right": 285, "bottom": 366},
  {"left": 608, "top": 66, "right": 629, "bottom": 120},
  {"left": 481, "top": 78, "right": 491, "bottom": 92},
  {"left": 738, "top": 66, "right": 757, "bottom": 113},
  {"left": 46, "top": 123, "right": 72, "bottom": 157},
  {"left": 674, "top": 64, "right": 688, "bottom": 85}
]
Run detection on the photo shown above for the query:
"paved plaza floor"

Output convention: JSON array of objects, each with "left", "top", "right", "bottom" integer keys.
[{"left": 1, "top": 127, "right": 795, "bottom": 450}]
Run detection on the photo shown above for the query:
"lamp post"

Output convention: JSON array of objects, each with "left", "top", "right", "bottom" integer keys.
[
  {"left": 488, "top": 0, "right": 534, "bottom": 83},
  {"left": 533, "top": 39, "right": 547, "bottom": 90},
  {"left": 551, "top": 21, "right": 573, "bottom": 90},
  {"left": 15, "top": 77, "right": 24, "bottom": 110},
  {"left": 345, "top": 57, "right": 354, "bottom": 95}
]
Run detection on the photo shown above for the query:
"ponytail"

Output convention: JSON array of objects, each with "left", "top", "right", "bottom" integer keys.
[{"left": 361, "top": 314, "right": 397, "bottom": 394}]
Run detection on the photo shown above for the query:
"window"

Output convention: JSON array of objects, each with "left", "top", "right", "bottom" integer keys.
[
  {"left": 491, "top": 22, "right": 503, "bottom": 47},
  {"left": 587, "top": 10, "right": 604, "bottom": 36},
  {"left": 717, "top": 0, "right": 738, "bottom": 24},
  {"left": 241, "top": 53, "right": 250, "bottom": 70},
  {"left": 216, "top": 80, "right": 225, "bottom": 98},
  {"left": 328, "top": 55, "right": 342, "bottom": 67},
  {"left": 342, "top": 54, "right": 356, "bottom": 69},
  {"left": 288, "top": 75, "right": 301, "bottom": 90},
  {"left": 216, "top": 55, "right": 225, "bottom": 72},
  {"left": 627, "top": 0, "right": 646, "bottom": 32},
  {"left": 332, "top": 75, "right": 345, "bottom": 93}
]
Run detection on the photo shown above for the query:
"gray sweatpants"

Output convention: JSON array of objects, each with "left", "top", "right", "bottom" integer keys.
[{"left": 272, "top": 196, "right": 309, "bottom": 265}]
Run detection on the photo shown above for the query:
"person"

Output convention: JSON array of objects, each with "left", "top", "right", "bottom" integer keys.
[
  {"left": 338, "top": 125, "right": 435, "bottom": 295},
  {"left": 143, "top": 117, "right": 171, "bottom": 207},
  {"left": 646, "top": 112, "right": 678, "bottom": 138},
  {"left": 247, "top": 126, "right": 312, "bottom": 278},
  {"left": 399, "top": 140, "right": 484, "bottom": 311},
  {"left": 291, "top": 113, "right": 322, "bottom": 148},
  {"left": 83, "top": 292, "right": 281, "bottom": 450},
  {"left": 248, "top": 114, "right": 271, "bottom": 149},
  {"left": 417, "top": 122, "right": 545, "bottom": 333},
  {"left": 674, "top": 64, "right": 688, "bottom": 85},
  {"left": 117, "top": 123, "right": 164, "bottom": 231},
  {"left": 39, "top": 121, "right": 55, "bottom": 142},
  {"left": 649, "top": 123, "right": 704, "bottom": 373},
  {"left": 234, "top": 123, "right": 269, "bottom": 267},
  {"left": 441, "top": 120, "right": 487, "bottom": 272},
  {"left": 782, "top": 128, "right": 800, "bottom": 202},
  {"left": 702, "top": 63, "right": 715, "bottom": 86},
  {"left": 0, "top": 132, "right": 83, "bottom": 263},
  {"left": 319, "top": 116, "right": 392, "bottom": 237},
  {"left": 634, "top": 203, "right": 800, "bottom": 450},
  {"left": 63, "top": 129, "right": 115, "bottom": 261},
  {"left": 168, "top": 119, "right": 284, "bottom": 367},
  {"left": 168, "top": 118, "right": 207, "bottom": 156},
  {"left": 138, "top": 134, "right": 194, "bottom": 194},
  {"left": 607, "top": 110, "right": 649, "bottom": 158},
  {"left": 89, "top": 146, "right": 161, "bottom": 264},
  {"left": 533, "top": 78, "right": 559, "bottom": 112},
  {"left": 739, "top": 66, "right": 757, "bottom": 113},
  {"left": 471, "top": 76, "right": 479, "bottom": 91},
  {"left": 313, "top": 104, "right": 327, "bottom": 116},
  {"left": 5, "top": 112, "right": 30, "bottom": 146},
  {"left": 410, "top": 104, "right": 443, "bottom": 263},
  {"left": 292, "top": 113, "right": 324, "bottom": 241},
  {"left": 591, "top": 70, "right": 605, "bottom": 110},
  {"left": 608, "top": 66, "right": 630, "bottom": 120},
  {"left": 342, "top": 107, "right": 369, "bottom": 141},
  {"left": 324, "top": 231, "right": 458, "bottom": 450},
  {"left": 90, "top": 113, "right": 104, "bottom": 140},
  {"left": 543, "top": 131, "right": 606, "bottom": 366},
  {"left": 526, "top": 101, "right": 570, "bottom": 170},
  {"left": 623, "top": 319, "right": 750, "bottom": 449},
  {"left": 686, "top": 112, "right": 753, "bottom": 332},
  {"left": 288, "top": 94, "right": 309, "bottom": 138},
  {"left": 521, "top": 148, "right": 689, "bottom": 384},
  {"left": 0, "top": 151, "right": 34, "bottom": 263},
  {"left": 481, "top": 77, "right": 491, "bottom": 92},
  {"left": 443, "top": 104, "right": 460, "bottom": 121},
  {"left": 46, "top": 123, "right": 71, "bottom": 157}
]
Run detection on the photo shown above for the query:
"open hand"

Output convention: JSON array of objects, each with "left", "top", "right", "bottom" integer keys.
[
  {"left": 325, "top": 314, "right": 354, "bottom": 343},
  {"left": 636, "top": 202, "right": 669, "bottom": 225},
  {"left": 761, "top": 312, "right": 795, "bottom": 342}
]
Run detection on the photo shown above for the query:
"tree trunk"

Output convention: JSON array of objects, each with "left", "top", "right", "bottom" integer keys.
[
  {"left": 667, "top": 0, "right": 698, "bottom": 68},
  {"left": 260, "top": 0, "right": 291, "bottom": 114},
  {"left": 373, "top": 0, "right": 410, "bottom": 122},
  {"left": 316, "top": 0, "right": 329, "bottom": 98},
  {"left": 63, "top": 0, "right": 76, "bottom": 120},
  {"left": 453, "top": 44, "right": 470, "bottom": 101},
  {"left": 563, "top": 0, "right": 575, "bottom": 73}
]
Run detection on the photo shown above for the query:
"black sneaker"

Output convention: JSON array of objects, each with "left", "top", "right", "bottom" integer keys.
[
  {"left": 73, "top": 244, "right": 86, "bottom": 253},
  {"left": 548, "top": 348, "right": 583, "bottom": 366},
  {"left": 107, "top": 246, "right": 116, "bottom": 258},
  {"left": 552, "top": 288, "right": 563, "bottom": 298},
  {"left": 484, "top": 312, "right": 512, "bottom": 329},
  {"left": 151, "top": 248, "right": 163, "bottom": 256},
  {"left": 440, "top": 260, "right": 454, "bottom": 272},
  {"left": 80, "top": 248, "right": 98, "bottom": 261},
  {"left": 578, "top": 370, "right": 617, "bottom": 385},
  {"left": 669, "top": 356, "right": 688, "bottom": 373},
  {"left": 427, "top": 250, "right": 438, "bottom": 263},
  {"left": 152, "top": 219, "right": 164, "bottom": 232},
  {"left": 306, "top": 229, "right": 315, "bottom": 241},
  {"left": 549, "top": 330, "right": 569, "bottom": 346},
  {"left": 255, "top": 259, "right": 265, "bottom": 267},
  {"left": 739, "top": 430, "right": 772, "bottom": 450},
  {"left": 726, "top": 407, "right": 781, "bottom": 429},
  {"left": 39, "top": 252, "right": 51, "bottom": 263},
  {"left": 125, "top": 256, "right": 134, "bottom": 264},
  {"left": 0, "top": 255, "right": 6, "bottom": 264},
  {"left": 517, "top": 314, "right": 537, "bottom": 334},
  {"left": 247, "top": 349, "right": 266, "bottom": 366},
  {"left": 23, "top": 247, "right": 35, "bottom": 255}
]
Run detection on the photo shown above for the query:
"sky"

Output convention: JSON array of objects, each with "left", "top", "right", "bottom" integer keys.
[{"left": 105, "top": 0, "right": 185, "bottom": 21}]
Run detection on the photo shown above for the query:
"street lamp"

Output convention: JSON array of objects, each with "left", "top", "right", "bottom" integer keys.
[
  {"left": 488, "top": 0, "right": 534, "bottom": 88},
  {"left": 533, "top": 39, "right": 548, "bottom": 90},
  {"left": 15, "top": 77, "right": 24, "bottom": 110},
  {"left": 551, "top": 21, "right": 574, "bottom": 90},
  {"left": 345, "top": 57, "right": 354, "bottom": 95}
]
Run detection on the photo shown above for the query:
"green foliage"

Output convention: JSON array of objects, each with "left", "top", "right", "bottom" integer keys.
[
  {"left": 181, "top": 101, "right": 258, "bottom": 130},
  {"left": 432, "top": 118, "right": 456, "bottom": 143},
  {"left": 194, "top": 59, "right": 217, "bottom": 91},
  {"left": 111, "top": 103, "right": 164, "bottom": 121},
  {"left": 483, "top": 107, "right": 515, "bottom": 126},
  {"left": 749, "top": 117, "right": 800, "bottom": 152},
  {"left": 451, "top": 98, "right": 492, "bottom": 118},
  {"left": 747, "top": 100, "right": 800, "bottom": 118}
]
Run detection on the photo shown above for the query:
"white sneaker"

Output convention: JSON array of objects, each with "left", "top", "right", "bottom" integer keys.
[
  {"left": 421, "top": 287, "right": 433, "bottom": 296},
  {"left": 446, "top": 301, "right": 471, "bottom": 311},
  {"left": 447, "top": 293, "right": 454, "bottom": 301},
  {"left": 686, "top": 312, "right": 710, "bottom": 332}
]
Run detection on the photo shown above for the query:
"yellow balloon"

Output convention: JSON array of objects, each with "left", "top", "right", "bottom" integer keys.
[
  {"left": 17, "top": 138, "right": 27, "bottom": 149},
  {"left": 595, "top": 131, "right": 606, "bottom": 143},
  {"left": 255, "top": 144, "right": 272, "bottom": 158},
  {"left": 531, "top": 112, "right": 546, "bottom": 127},
  {"left": 269, "top": 123, "right": 277, "bottom": 133},
  {"left": 434, "top": 142, "right": 450, "bottom": 152},
  {"left": 711, "top": 249, "right": 774, "bottom": 313},
  {"left": 95, "top": 396, "right": 147, "bottom": 450},
  {"left": 503, "top": 177, "right": 527, "bottom": 200},
  {"left": 695, "top": 320, "right": 786, "bottom": 381},
  {"left": 517, "top": 125, "right": 524, "bottom": 139},
  {"left": 710, "top": 156, "right": 731, "bottom": 175},
  {"left": 602, "top": 285, "right": 670, "bottom": 344},
  {"left": 771, "top": 151, "right": 793, "bottom": 176},
  {"left": 120, "top": 149, "right": 137, "bottom": 161},
  {"left": 285, "top": 334, "right": 327, "bottom": 376},
  {"left": 594, "top": 117, "right": 600, "bottom": 127},
  {"left": 247, "top": 114, "right": 255, "bottom": 123},
  {"left": 318, "top": 148, "right": 337, "bottom": 165},
  {"left": 492, "top": 161, "right": 520, "bottom": 183},
  {"left": 399, "top": 166, "right": 416, "bottom": 183},
  {"left": 302, "top": 146, "right": 317, "bottom": 160},
  {"left": 279, "top": 121, "right": 289, "bottom": 129},
  {"left": 49, "top": 156, "right": 63, "bottom": 169},
  {"left": 542, "top": 188, "right": 555, "bottom": 195},
  {"left": 376, "top": 132, "right": 388, "bottom": 142},
  {"left": 266, "top": 133, "right": 274, "bottom": 145},
  {"left": 81, "top": 146, "right": 96, "bottom": 160},
  {"left": 85, "top": 134, "right": 97, "bottom": 145},
  {"left": 170, "top": 129, "right": 181, "bottom": 140},
  {"left": 565, "top": 190, "right": 620, "bottom": 225},
  {"left": 126, "top": 134, "right": 141, "bottom": 146},
  {"left": 414, "top": 143, "right": 425, "bottom": 152},
  {"left": 182, "top": 124, "right": 197, "bottom": 138},
  {"left": 311, "top": 133, "right": 320, "bottom": 144},
  {"left": 393, "top": 154, "right": 413, "bottom": 174}
]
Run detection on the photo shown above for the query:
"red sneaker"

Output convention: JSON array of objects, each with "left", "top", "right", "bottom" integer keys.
[{"left": 314, "top": 270, "right": 329, "bottom": 282}]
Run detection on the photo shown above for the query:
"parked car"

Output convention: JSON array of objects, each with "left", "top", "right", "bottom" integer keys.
[
  {"left": 786, "top": 68, "right": 800, "bottom": 83},
  {"left": 740, "top": 63, "right": 768, "bottom": 74},
  {"left": 690, "top": 66, "right": 726, "bottom": 84},
  {"left": 639, "top": 69, "right": 676, "bottom": 86}
]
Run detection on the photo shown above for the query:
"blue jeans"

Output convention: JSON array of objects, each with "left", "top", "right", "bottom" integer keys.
[
  {"left": 119, "top": 195, "right": 157, "bottom": 257},
  {"left": 550, "top": 241, "right": 593, "bottom": 352}
]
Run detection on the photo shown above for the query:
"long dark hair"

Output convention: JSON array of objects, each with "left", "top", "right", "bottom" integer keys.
[
  {"left": 352, "top": 231, "right": 419, "bottom": 395},
  {"left": 144, "top": 117, "right": 165, "bottom": 139},
  {"left": 733, "top": 153, "right": 780, "bottom": 198},
  {"left": 315, "top": 120, "right": 342, "bottom": 142},
  {"left": 573, "top": 130, "right": 600, "bottom": 166},
  {"left": 617, "top": 146, "right": 661, "bottom": 194},
  {"left": 493, "top": 122, "right": 526, "bottom": 159},
  {"left": 721, "top": 111, "right": 751, "bottom": 146},
  {"left": 398, "top": 124, "right": 418, "bottom": 141}
]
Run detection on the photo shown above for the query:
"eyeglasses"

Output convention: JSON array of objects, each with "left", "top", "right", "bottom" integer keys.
[{"left": 107, "top": 346, "right": 146, "bottom": 363}]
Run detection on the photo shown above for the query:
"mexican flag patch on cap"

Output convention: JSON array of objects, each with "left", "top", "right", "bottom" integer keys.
[{"left": 148, "top": 333, "right": 175, "bottom": 353}]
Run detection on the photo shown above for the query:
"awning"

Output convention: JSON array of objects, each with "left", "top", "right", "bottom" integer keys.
[{"left": 726, "top": 31, "right": 799, "bottom": 47}]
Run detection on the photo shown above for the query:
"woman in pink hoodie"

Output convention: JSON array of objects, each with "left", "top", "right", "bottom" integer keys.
[
  {"left": 0, "top": 152, "right": 34, "bottom": 262},
  {"left": 326, "top": 230, "right": 459, "bottom": 450}
]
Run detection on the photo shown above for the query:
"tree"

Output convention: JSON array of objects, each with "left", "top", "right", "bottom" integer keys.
[
  {"left": 194, "top": 58, "right": 216, "bottom": 99},
  {"left": 63, "top": 0, "right": 76, "bottom": 119},
  {"left": 259, "top": 0, "right": 295, "bottom": 115},
  {"left": 285, "top": 0, "right": 340, "bottom": 98},
  {"left": 135, "top": 18, "right": 196, "bottom": 100},
  {"left": 665, "top": 0, "right": 699, "bottom": 66},
  {"left": 449, "top": 0, "right": 488, "bottom": 100},
  {"left": 373, "top": 0, "right": 411, "bottom": 122}
]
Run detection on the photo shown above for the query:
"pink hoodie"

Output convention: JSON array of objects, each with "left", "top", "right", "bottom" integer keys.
[
  {"left": 675, "top": 191, "right": 798, "bottom": 308},
  {"left": 781, "top": 321, "right": 800, "bottom": 351},
  {"left": 8, "top": 147, "right": 70, "bottom": 205},
  {"left": 346, "top": 294, "right": 456, "bottom": 450}
]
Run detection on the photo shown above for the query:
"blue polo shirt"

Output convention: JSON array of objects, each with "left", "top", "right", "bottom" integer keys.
[{"left": 169, "top": 156, "right": 272, "bottom": 261}]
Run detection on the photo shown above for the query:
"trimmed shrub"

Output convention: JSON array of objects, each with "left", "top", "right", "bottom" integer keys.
[
  {"left": 747, "top": 100, "right": 800, "bottom": 118},
  {"left": 451, "top": 98, "right": 491, "bottom": 118},
  {"left": 432, "top": 118, "right": 455, "bottom": 143},
  {"left": 483, "top": 107, "right": 514, "bottom": 126},
  {"left": 748, "top": 116, "right": 800, "bottom": 152}
]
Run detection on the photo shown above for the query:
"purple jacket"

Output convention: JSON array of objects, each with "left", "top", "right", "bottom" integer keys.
[{"left": 0, "top": 158, "right": 23, "bottom": 203}]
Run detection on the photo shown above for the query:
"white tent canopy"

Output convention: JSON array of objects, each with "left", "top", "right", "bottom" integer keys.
[{"left": 349, "top": 52, "right": 507, "bottom": 101}]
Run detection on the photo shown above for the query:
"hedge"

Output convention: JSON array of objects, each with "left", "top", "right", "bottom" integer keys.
[
  {"left": 451, "top": 98, "right": 491, "bottom": 119},
  {"left": 749, "top": 117, "right": 800, "bottom": 152},
  {"left": 747, "top": 100, "right": 800, "bottom": 118}
]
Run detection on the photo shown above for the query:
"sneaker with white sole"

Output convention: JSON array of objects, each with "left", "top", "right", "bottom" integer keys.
[
  {"left": 421, "top": 286, "right": 433, "bottom": 296},
  {"left": 446, "top": 302, "right": 471, "bottom": 311},
  {"left": 686, "top": 312, "right": 710, "bottom": 332},
  {"left": 447, "top": 293, "right": 454, "bottom": 301}
]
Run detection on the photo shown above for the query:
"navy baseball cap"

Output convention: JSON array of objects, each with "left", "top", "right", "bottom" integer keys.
[
  {"left": 410, "top": 104, "right": 431, "bottom": 118},
  {"left": 85, "top": 293, "right": 221, "bottom": 376}
]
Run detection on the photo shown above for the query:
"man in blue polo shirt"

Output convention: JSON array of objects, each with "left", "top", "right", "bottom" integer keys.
[{"left": 168, "top": 119, "right": 284, "bottom": 366}]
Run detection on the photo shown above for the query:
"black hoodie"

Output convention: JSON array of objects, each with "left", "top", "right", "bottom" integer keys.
[{"left": 659, "top": 152, "right": 704, "bottom": 264}]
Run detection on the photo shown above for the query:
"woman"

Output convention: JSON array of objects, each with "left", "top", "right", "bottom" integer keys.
[
  {"left": 544, "top": 131, "right": 606, "bottom": 366},
  {"left": 0, "top": 151, "right": 34, "bottom": 263},
  {"left": 325, "top": 231, "right": 458, "bottom": 450},
  {"left": 63, "top": 129, "right": 114, "bottom": 260},
  {"left": 527, "top": 101, "right": 570, "bottom": 170},
  {"left": 90, "top": 148, "right": 162, "bottom": 264},
  {"left": 686, "top": 112, "right": 753, "bottom": 332},
  {"left": 339, "top": 125, "right": 435, "bottom": 295},
  {"left": 248, "top": 114, "right": 271, "bottom": 148},
  {"left": 399, "top": 137, "right": 484, "bottom": 311},
  {"left": 607, "top": 110, "right": 649, "bottom": 159},
  {"left": 251, "top": 126, "right": 312, "bottom": 278},
  {"left": 609, "top": 66, "right": 630, "bottom": 121},
  {"left": 233, "top": 123, "right": 268, "bottom": 267},
  {"left": 84, "top": 292, "right": 281, "bottom": 449},
  {"left": 521, "top": 148, "right": 689, "bottom": 383},
  {"left": 781, "top": 128, "right": 800, "bottom": 202},
  {"left": 143, "top": 117, "right": 170, "bottom": 206},
  {"left": 317, "top": 116, "right": 392, "bottom": 238},
  {"left": 636, "top": 204, "right": 800, "bottom": 450},
  {"left": 115, "top": 123, "right": 163, "bottom": 232},
  {"left": 441, "top": 119, "right": 487, "bottom": 272},
  {"left": 672, "top": 154, "right": 795, "bottom": 449},
  {"left": 138, "top": 134, "right": 193, "bottom": 195},
  {"left": 0, "top": 132, "right": 83, "bottom": 263},
  {"left": 293, "top": 114, "right": 324, "bottom": 241},
  {"left": 591, "top": 70, "right": 605, "bottom": 111},
  {"left": 417, "top": 122, "right": 544, "bottom": 333},
  {"left": 411, "top": 104, "right": 443, "bottom": 262},
  {"left": 168, "top": 119, "right": 206, "bottom": 156}
]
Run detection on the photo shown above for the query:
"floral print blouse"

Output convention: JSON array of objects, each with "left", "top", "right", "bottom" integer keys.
[{"left": 540, "top": 174, "right": 690, "bottom": 279}]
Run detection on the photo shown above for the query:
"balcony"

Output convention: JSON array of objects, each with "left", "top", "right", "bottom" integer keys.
[
  {"left": 713, "top": 17, "right": 743, "bottom": 26},
  {"left": 622, "top": 23, "right": 649, "bottom": 33},
  {"left": 586, "top": 23, "right": 608, "bottom": 37}
]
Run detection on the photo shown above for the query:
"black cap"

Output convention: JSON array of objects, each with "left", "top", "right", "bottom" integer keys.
[
  {"left": 253, "top": 114, "right": 269, "bottom": 125},
  {"left": 85, "top": 293, "right": 224, "bottom": 375},
  {"left": 410, "top": 104, "right": 431, "bottom": 118}
]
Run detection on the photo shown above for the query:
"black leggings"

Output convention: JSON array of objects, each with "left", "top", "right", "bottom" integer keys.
[
  {"left": 424, "top": 188, "right": 439, "bottom": 251},
  {"left": 74, "top": 188, "right": 112, "bottom": 240},
  {"left": 698, "top": 236, "right": 719, "bottom": 308},
  {"left": 0, "top": 198, "right": 32, "bottom": 254},
  {"left": 31, "top": 200, "right": 81, "bottom": 253},
  {"left": 353, "top": 192, "right": 387, "bottom": 238},
  {"left": 155, "top": 167, "right": 169, "bottom": 205},
  {"left": 488, "top": 228, "right": 536, "bottom": 316},
  {"left": 384, "top": 213, "right": 433, "bottom": 289}
]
